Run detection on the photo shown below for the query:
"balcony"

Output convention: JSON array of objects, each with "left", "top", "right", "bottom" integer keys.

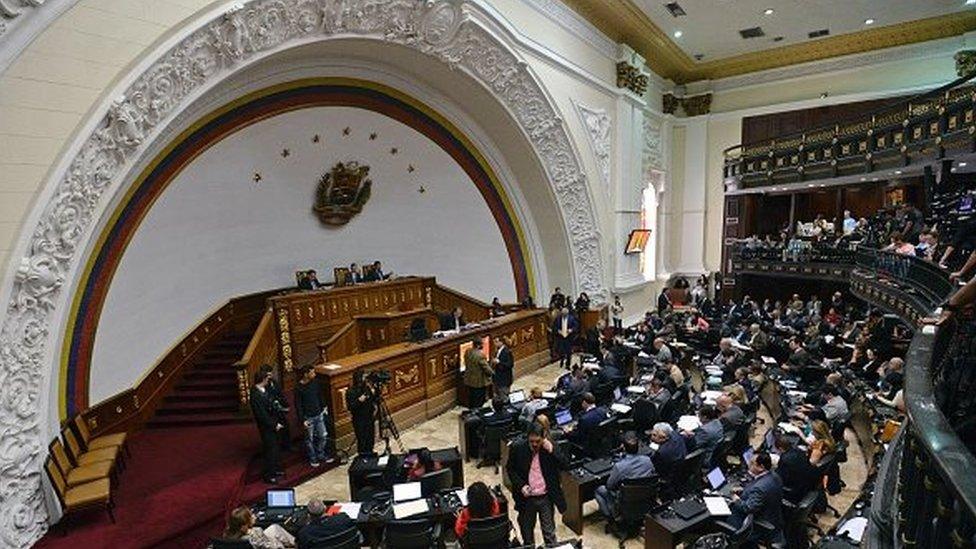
[{"left": 723, "top": 74, "right": 976, "bottom": 193}]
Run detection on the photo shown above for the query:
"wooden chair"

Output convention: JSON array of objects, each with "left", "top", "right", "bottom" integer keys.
[
  {"left": 62, "top": 427, "right": 124, "bottom": 471},
  {"left": 44, "top": 457, "right": 115, "bottom": 531},
  {"left": 72, "top": 414, "right": 129, "bottom": 457},
  {"left": 333, "top": 267, "right": 351, "bottom": 287},
  {"left": 49, "top": 439, "right": 115, "bottom": 487}
]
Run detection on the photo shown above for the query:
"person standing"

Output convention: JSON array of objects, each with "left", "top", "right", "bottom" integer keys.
[
  {"left": 250, "top": 370, "right": 283, "bottom": 484},
  {"left": 506, "top": 421, "right": 567, "bottom": 547},
  {"left": 552, "top": 307, "right": 578, "bottom": 369},
  {"left": 610, "top": 296, "right": 624, "bottom": 331},
  {"left": 259, "top": 364, "right": 291, "bottom": 451},
  {"left": 345, "top": 370, "right": 376, "bottom": 456},
  {"left": 492, "top": 338, "right": 514, "bottom": 400},
  {"left": 463, "top": 339, "right": 493, "bottom": 408},
  {"left": 295, "top": 365, "right": 330, "bottom": 467}
]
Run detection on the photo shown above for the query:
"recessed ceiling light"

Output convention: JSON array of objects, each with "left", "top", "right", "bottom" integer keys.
[
  {"left": 894, "top": 170, "right": 903, "bottom": 175},
  {"left": 860, "top": 177, "right": 867, "bottom": 181},
  {"left": 864, "top": 18, "right": 875, "bottom": 25},
  {"left": 960, "top": 162, "right": 968, "bottom": 167},
  {"left": 673, "top": 30, "right": 683, "bottom": 38},
  {"left": 764, "top": 8, "right": 774, "bottom": 15}
]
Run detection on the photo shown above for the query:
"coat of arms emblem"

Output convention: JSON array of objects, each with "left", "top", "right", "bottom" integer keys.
[{"left": 313, "top": 161, "right": 372, "bottom": 225}]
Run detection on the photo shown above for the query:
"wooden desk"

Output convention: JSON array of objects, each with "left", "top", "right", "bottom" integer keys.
[
  {"left": 316, "top": 310, "right": 550, "bottom": 448},
  {"left": 561, "top": 468, "right": 608, "bottom": 535},
  {"left": 643, "top": 507, "right": 713, "bottom": 549},
  {"left": 320, "top": 307, "right": 438, "bottom": 362}
]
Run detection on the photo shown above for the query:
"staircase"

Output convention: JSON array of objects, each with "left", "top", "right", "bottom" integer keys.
[{"left": 147, "top": 332, "right": 253, "bottom": 428}]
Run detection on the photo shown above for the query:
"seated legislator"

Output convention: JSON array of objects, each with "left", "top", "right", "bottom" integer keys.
[
  {"left": 566, "top": 392, "right": 609, "bottom": 446},
  {"left": 729, "top": 452, "right": 786, "bottom": 546},
  {"left": 454, "top": 481, "right": 503, "bottom": 539},
  {"left": 773, "top": 434, "right": 819, "bottom": 503},
  {"left": 297, "top": 499, "right": 357, "bottom": 549},
  {"left": 440, "top": 306, "right": 466, "bottom": 331},
  {"left": 518, "top": 387, "right": 548, "bottom": 428},
  {"left": 716, "top": 393, "right": 746, "bottom": 432},
  {"left": 649, "top": 422, "right": 686, "bottom": 477},
  {"left": 404, "top": 448, "right": 443, "bottom": 481},
  {"left": 557, "top": 364, "right": 588, "bottom": 397},
  {"left": 297, "top": 270, "right": 324, "bottom": 290},
  {"left": 217, "top": 506, "right": 294, "bottom": 549},
  {"left": 783, "top": 337, "right": 812, "bottom": 371},
  {"left": 364, "top": 260, "right": 391, "bottom": 281},
  {"left": 681, "top": 405, "right": 723, "bottom": 467},
  {"left": 348, "top": 263, "right": 364, "bottom": 284},
  {"left": 594, "top": 431, "right": 655, "bottom": 522},
  {"left": 646, "top": 375, "right": 671, "bottom": 408}
]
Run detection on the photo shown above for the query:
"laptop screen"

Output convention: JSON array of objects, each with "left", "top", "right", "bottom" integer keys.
[
  {"left": 707, "top": 467, "right": 727, "bottom": 490},
  {"left": 613, "top": 387, "right": 622, "bottom": 400},
  {"left": 742, "top": 447, "right": 755, "bottom": 466},
  {"left": 764, "top": 429, "right": 776, "bottom": 451},
  {"left": 267, "top": 489, "right": 295, "bottom": 508},
  {"left": 555, "top": 409, "right": 573, "bottom": 426},
  {"left": 393, "top": 482, "right": 423, "bottom": 503},
  {"left": 508, "top": 390, "right": 526, "bottom": 405}
]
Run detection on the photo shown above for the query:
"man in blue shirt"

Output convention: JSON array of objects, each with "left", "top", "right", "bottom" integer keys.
[{"left": 595, "top": 431, "right": 655, "bottom": 522}]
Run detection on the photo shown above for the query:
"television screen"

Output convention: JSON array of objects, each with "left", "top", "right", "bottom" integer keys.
[
  {"left": 459, "top": 336, "right": 491, "bottom": 373},
  {"left": 625, "top": 229, "right": 651, "bottom": 254}
]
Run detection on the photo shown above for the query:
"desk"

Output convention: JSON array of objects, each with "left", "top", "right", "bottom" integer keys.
[
  {"left": 643, "top": 505, "right": 714, "bottom": 549},
  {"left": 560, "top": 468, "right": 608, "bottom": 535},
  {"left": 317, "top": 310, "right": 550, "bottom": 448},
  {"left": 347, "top": 448, "right": 463, "bottom": 501}
]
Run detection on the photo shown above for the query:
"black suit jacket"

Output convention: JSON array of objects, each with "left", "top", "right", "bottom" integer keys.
[
  {"left": 652, "top": 432, "right": 687, "bottom": 476},
  {"left": 250, "top": 387, "right": 277, "bottom": 434},
  {"left": 569, "top": 406, "right": 608, "bottom": 445},
  {"left": 506, "top": 438, "right": 568, "bottom": 512},
  {"left": 297, "top": 514, "right": 357, "bottom": 549},
  {"left": 731, "top": 471, "right": 785, "bottom": 537},
  {"left": 493, "top": 346, "right": 514, "bottom": 387},
  {"left": 776, "top": 448, "right": 819, "bottom": 502}
]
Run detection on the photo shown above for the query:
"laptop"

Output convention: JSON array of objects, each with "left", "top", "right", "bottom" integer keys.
[
  {"left": 583, "top": 458, "right": 613, "bottom": 476},
  {"left": 613, "top": 387, "right": 623, "bottom": 400},
  {"left": 555, "top": 408, "right": 573, "bottom": 426},
  {"left": 508, "top": 389, "right": 526, "bottom": 405},
  {"left": 672, "top": 497, "right": 708, "bottom": 520},
  {"left": 265, "top": 489, "right": 296, "bottom": 521},
  {"left": 742, "top": 447, "right": 755, "bottom": 466},
  {"left": 393, "top": 482, "right": 423, "bottom": 503},
  {"left": 706, "top": 467, "right": 727, "bottom": 492},
  {"left": 764, "top": 429, "right": 778, "bottom": 453}
]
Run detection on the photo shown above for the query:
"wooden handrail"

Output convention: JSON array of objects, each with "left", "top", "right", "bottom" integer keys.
[{"left": 232, "top": 307, "right": 278, "bottom": 412}]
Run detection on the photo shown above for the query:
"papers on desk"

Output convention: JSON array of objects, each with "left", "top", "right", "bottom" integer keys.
[
  {"left": 322, "top": 363, "right": 342, "bottom": 371},
  {"left": 701, "top": 390, "right": 724, "bottom": 402},
  {"left": 328, "top": 502, "right": 362, "bottom": 519},
  {"left": 672, "top": 341, "right": 688, "bottom": 349},
  {"left": 824, "top": 335, "right": 835, "bottom": 344},
  {"left": 677, "top": 415, "right": 702, "bottom": 432},
  {"left": 787, "top": 390, "right": 808, "bottom": 400},
  {"left": 761, "top": 356, "right": 777, "bottom": 365},
  {"left": 778, "top": 422, "right": 804, "bottom": 436},
  {"left": 704, "top": 496, "right": 732, "bottom": 516},
  {"left": 377, "top": 455, "right": 390, "bottom": 467},
  {"left": 637, "top": 351, "right": 651, "bottom": 359},
  {"left": 453, "top": 489, "right": 468, "bottom": 507},
  {"left": 611, "top": 403, "right": 632, "bottom": 414},
  {"left": 392, "top": 499, "right": 429, "bottom": 519},
  {"left": 731, "top": 341, "right": 752, "bottom": 351},
  {"left": 837, "top": 516, "right": 868, "bottom": 541},
  {"left": 626, "top": 386, "right": 645, "bottom": 394},
  {"left": 542, "top": 391, "right": 558, "bottom": 399}
]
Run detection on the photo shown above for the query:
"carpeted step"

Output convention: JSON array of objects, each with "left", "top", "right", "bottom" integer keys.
[
  {"left": 146, "top": 412, "right": 252, "bottom": 428},
  {"left": 177, "top": 378, "right": 233, "bottom": 391},
  {"left": 164, "top": 390, "right": 239, "bottom": 403},
  {"left": 184, "top": 369, "right": 237, "bottom": 381},
  {"left": 156, "top": 400, "right": 240, "bottom": 415}
]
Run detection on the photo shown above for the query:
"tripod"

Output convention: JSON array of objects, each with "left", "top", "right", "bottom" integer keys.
[{"left": 375, "top": 387, "right": 405, "bottom": 456}]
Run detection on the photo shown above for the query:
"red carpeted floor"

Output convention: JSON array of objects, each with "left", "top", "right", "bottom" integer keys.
[{"left": 36, "top": 423, "right": 330, "bottom": 549}]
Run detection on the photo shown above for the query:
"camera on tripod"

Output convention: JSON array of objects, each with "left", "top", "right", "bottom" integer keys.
[{"left": 366, "top": 369, "right": 391, "bottom": 385}]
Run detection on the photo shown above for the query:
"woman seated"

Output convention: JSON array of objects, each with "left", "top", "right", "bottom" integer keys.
[
  {"left": 807, "top": 419, "right": 837, "bottom": 465},
  {"left": 214, "top": 506, "right": 294, "bottom": 549},
  {"left": 454, "top": 481, "right": 503, "bottom": 539},
  {"left": 404, "top": 448, "right": 442, "bottom": 481}
]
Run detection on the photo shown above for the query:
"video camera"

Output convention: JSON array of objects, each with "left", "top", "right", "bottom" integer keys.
[{"left": 366, "top": 369, "right": 392, "bottom": 385}]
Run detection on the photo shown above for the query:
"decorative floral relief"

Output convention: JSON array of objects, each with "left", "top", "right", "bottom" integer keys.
[
  {"left": 642, "top": 112, "right": 663, "bottom": 176},
  {"left": 0, "top": 1, "right": 605, "bottom": 546},
  {"left": 573, "top": 102, "right": 611, "bottom": 189}
]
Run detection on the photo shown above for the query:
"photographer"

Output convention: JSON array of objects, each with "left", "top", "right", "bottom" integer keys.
[{"left": 346, "top": 370, "right": 377, "bottom": 456}]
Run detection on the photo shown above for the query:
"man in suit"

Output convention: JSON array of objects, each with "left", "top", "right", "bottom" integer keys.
[
  {"left": 783, "top": 337, "right": 811, "bottom": 371},
  {"left": 716, "top": 393, "right": 746, "bottom": 432},
  {"left": 250, "top": 370, "right": 283, "bottom": 484},
  {"left": 441, "top": 306, "right": 465, "bottom": 331},
  {"left": 682, "top": 405, "right": 724, "bottom": 469},
  {"left": 647, "top": 376, "right": 671, "bottom": 408},
  {"left": 566, "top": 392, "right": 608, "bottom": 447},
  {"left": 349, "top": 263, "right": 363, "bottom": 284},
  {"left": 370, "top": 260, "right": 390, "bottom": 281},
  {"left": 747, "top": 323, "right": 768, "bottom": 352},
  {"left": 506, "top": 421, "right": 568, "bottom": 546},
  {"left": 492, "top": 339, "right": 514, "bottom": 400},
  {"left": 548, "top": 287, "right": 566, "bottom": 311},
  {"left": 595, "top": 431, "right": 655, "bottom": 523},
  {"left": 552, "top": 307, "right": 579, "bottom": 369},
  {"left": 297, "top": 498, "right": 357, "bottom": 548},
  {"left": 558, "top": 364, "right": 588, "bottom": 397},
  {"left": 650, "top": 422, "right": 686, "bottom": 477},
  {"left": 729, "top": 452, "right": 786, "bottom": 546},
  {"left": 462, "top": 338, "right": 493, "bottom": 408},
  {"left": 259, "top": 364, "right": 291, "bottom": 450},
  {"left": 298, "top": 270, "right": 323, "bottom": 290},
  {"left": 652, "top": 338, "right": 673, "bottom": 364},
  {"left": 774, "top": 434, "right": 819, "bottom": 503}
]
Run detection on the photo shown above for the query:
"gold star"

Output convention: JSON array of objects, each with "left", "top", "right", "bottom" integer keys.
[
  {"left": 281, "top": 149, "right": 290, "bottom": 158},
  {"left": 312, "top": 134, "right": 320, "bottom": 143},
  {"left": 407, "top": 165, "right": 415, "bottom": 173},
  {"left": 253, "top": 173, "right": 262, "bottom": 183},
  {"left": 342, "top": 127, "right": 351, "bottom": 136},
  {"left": 369, "top": 132, "right": 378, "bottom": 140},
  {"left": 418, "top": 185, "right": 426, "bottom": 193},
  {"left": 390, "top": 147, "right": 398, "bottom": 155}
]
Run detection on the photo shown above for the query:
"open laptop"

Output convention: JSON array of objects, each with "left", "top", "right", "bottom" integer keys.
[
  {"left": 742, "top": 446, "right": 755, "bottom": 466},
  {"left": 265, "top": 489, "right": 296, "bottom": 521},
  {"left": 392, "top": 482, "right": 423, "bottom": 503},
  {"left": 706, "top": 467, "right": 727, "bottom": 492},
  {"left": 555, "top": 408, "right": 573, "bottom": 427},
  {"left": 764, "top": 429, "right": 778, "bottom": 453},
  {"left": 508, "top": 389, "right": 526, "bottom": 406},
  {"left": 613, "top": 387, "right": 623, "bottom": 401}
]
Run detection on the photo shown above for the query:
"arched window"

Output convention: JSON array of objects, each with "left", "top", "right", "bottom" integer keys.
[{"left": 640, "top": 171, "right": 665, "bottom": 280}]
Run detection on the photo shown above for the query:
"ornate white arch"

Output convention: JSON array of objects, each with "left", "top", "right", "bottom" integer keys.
[{"left": 0, "top": 0, "right": 605, "bottom": 545}]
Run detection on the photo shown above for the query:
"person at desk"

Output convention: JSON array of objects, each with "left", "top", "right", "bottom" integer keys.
[
  {"left": 345, "top": 370, "right": 376, "bottom": 456},
  {"left": 716, "top": 393, "right": 745, "bottom": 432},
  {"left": 773, "top": 434, "right": 819, "bottom": 503},
  {"left": 681, "top": 405, "right": 723, "bottom": 468},
  {"left": 595, "top": 431, "right": 655, "bottom": 527},
  {"left": 490, "top": 297, "right": 505, "bottom": 318},
  {"left": 441, "top": 306, "right": 466, "bottom": 332},
  {"left": 298, "top": 270, "right": 324, "bottom": 290},
  {"left": 797, "top": 385, "right": 848, "bottom": 423},
  {"left": 649, "top": 422, "right": 686, "bottom": 477},
  {"left": 729, "top": 452, "right": 786, "bottom": 546},
  {"left": 566, "top": 392, "right": 608, "bottom": 446},
  {"left": 218, "top": 506, "right": 294, "bottom": 549},
  {"left": 548, "top": 287, "right": 566, "bottom": 311},
  {"left": 651, "top": 338, "right": 673, "bottom": 364},
  {"left": 877, "top": 357, "right": 904, "bottom": 400},
  {"left": 348, "top": 263, "right": 363, "bottom": 284},
  {"left": 747, "top": 323, "right": 768, "bottom": 353},
  {"left": 782, "top": 337, "right": 811, "bottom": 372},
  {"left": 646, "top": 376, "right": 671, "bottom": 408},
  {"left": 552, "top": 307, "right": 579, "bottom": 369},
  {"left": 366, "top": 260, "right": 391, "bottom": 281},
  {"left": 558, "top": 364, "right": 588, "bottom": 397},
  {"left": 250, "top": 370, "right": 284, "bottom": 484},
  {"left": 506, "top": 421, "right": 567, "bottom": 547},
  {"left": 712, "top": 338, "right": 738, "bottom": 370},
  {"left": 519, "top": 388, "right": 549, "bottom": 427},
  {"left": 297, "top": 499, "right": 357, "bottom": 549},
  {"left": 463, "top": 338, "right": 494, "bottom": 408},
  {"left": 454, "top": 481, "right": 503, "bottom": 539},
  {"left": 492, "top": 339, "right": 514, "bottom": 400},
  {"left": 404, "top": 448, "right": 442, "bottom": 481}
]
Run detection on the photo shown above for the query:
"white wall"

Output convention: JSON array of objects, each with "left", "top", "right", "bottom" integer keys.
[{"left": 89, "top": 106, "right": 514, "bottom": 402}]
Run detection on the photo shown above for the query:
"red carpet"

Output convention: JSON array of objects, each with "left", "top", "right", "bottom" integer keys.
[{"left": 36, "top": 423, "right": 330, "bottom": 549}]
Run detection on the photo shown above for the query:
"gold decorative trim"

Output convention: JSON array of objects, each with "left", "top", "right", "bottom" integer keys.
[{"left": 558, "top": 1, "right": 976, "bottom": 83}]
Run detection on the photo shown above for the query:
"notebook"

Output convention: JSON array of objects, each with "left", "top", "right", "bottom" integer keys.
[
  {"left": 392, "top": 499, "right": 429, "bottom": 519},
  {"left": 393, "top": 482, "right": 422, "bottom": 503},
  {"left": 508, "top": 390, "right": 526, "bottom": 405}
]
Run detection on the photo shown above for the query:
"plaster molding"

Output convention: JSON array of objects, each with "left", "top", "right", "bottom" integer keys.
[
  {"left": 520, "top": 0, "right": 615, "bottom": 59},
  {"left": 572, "top": 100, "right": 611, "bottom": 189},
  {"left": 641, "top": 112, "right": 663, "bottom": 175},
  {"left": 0, "top": 0, "right": 78, "bottom": 74},
  {"left": 0, "top": 1, "right": 606, "bottom": 545}
]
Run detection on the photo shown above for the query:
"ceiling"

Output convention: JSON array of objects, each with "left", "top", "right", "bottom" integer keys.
[
  {"left": 638, "top": 0, "right": 971, "bottom": 62},
  {"left": 559, "top": 0, "right": 976, "bottom": 83}
]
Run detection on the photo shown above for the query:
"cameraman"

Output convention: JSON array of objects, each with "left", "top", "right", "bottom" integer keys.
[{"left": 346, "top": 370, "right": 377, "bottom": 456}]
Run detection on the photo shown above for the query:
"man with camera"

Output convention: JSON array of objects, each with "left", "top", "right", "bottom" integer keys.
[
  {"left": 251, "top": 369, "right": 285, "bottom": 484},
  {"left": 346, "top": 370, "right": 379, "bottom": 456}
]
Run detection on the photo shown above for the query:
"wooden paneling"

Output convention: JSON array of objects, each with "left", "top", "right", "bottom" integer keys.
[
  {"left": 742, "top": 96, "right": 908, "bottom": 146},
  {"left": 430, "top": 285, "right": 490, "bottom": 323},
  {"left": 317, "top": 310, "right": 549, "bottom": 447},
  {"left": 82, "top": 288, "right": 282, "bottom": 436}
]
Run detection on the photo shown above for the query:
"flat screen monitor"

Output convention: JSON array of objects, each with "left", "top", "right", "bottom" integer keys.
[
  {"left": 555, "top": 409, "right": 573, "bottom": 426},
  {"left": 961, "top": 194, "right": 975, "bottom": 213},
  {"left": 393, "top": 482, "right": 423, "bottom": 503},
  {"left": 458, "top": 336, "right": 491, "bottom": 373},
  {"left": 706, "top": 467, "right": 727, "bottom": 491},
  {"left": 742, "top": 447, "right": 755, "bottom": 466},
  {"left": 508, "top": 389, "right": 526, "bottom": 405},
  {"left": 625, "top": 229, "right": 652, "bottom": 254},
  {"left": 267, "top": 489, "right": 296, "bottom": 508},
  {"left": 613, "top": 387, "right": 622, "bottom": 400}
]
